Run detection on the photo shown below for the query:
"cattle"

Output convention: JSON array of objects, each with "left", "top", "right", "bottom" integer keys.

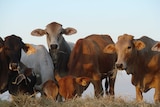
[
  {"left": 68, "top": 34, "right": 117, "bottom": 97},
  {"left": 0, "top": 35, "right": 36, "bottom": 95},
  {"left": 55, "top": 73, "right": 91, "bottom": 100},
  {"left": 21, "top": 44, "right": 55, "bottom": 91},
  {"left": 103, "top": 34, "right": 160, "bottom": 102},
  {"left": 8, "top": 66, "right": 36, "bottom": 95},
  {"left": 42, "top": 73, "right": 90, "bottom": 101},
  {"left": 31, "top": 22, "right": 77, "bottom": 77},
  {"left": 42, "top": 79, "right": 59, "bottom": 101},
  {"left": 152, "top": 42, "right": 160, "bottom": 52}
]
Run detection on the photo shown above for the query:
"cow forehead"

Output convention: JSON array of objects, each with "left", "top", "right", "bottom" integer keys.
[
  {"left": 46, "top": 22, "right": 62, "bottom": 35},
  {"left": 4, "top": 36, "right": 22, "bottom": 48},
  {"left": 116, "top": 34, "right": 134, "bottom": 49}
]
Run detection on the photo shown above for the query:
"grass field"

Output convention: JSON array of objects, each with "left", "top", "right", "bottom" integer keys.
[{"left": 0, "top": 94, "right": 159, "bottom": 107}]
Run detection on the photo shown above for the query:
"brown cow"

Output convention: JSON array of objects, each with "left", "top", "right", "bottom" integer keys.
[
  {"left": 68, "top": 34, "right": 117, "bottom": 97},
  {"left": 55, "top": 73, "right": 91, "bottom": 100},
  {"left": 152, "top": 42, "right": 160, "bottom": 52},
  {"left": 103, "top": 34, "right": 160, "bottom": 102}
]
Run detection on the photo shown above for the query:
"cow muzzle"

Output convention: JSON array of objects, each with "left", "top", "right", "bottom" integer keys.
[
  {"left": 50, "top": 44, "right": 58, "bottom": 50},
  {"left": 9, "top": 63, "right": 20, "bottom": 71},
  {"left": 115, "top": 63, "right": 127, "bottom": 70},
  {"left": 49, "top": 44, "right": 59, "bottom": 64}
]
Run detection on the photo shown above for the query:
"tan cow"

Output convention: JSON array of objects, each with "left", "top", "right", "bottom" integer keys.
[
  {"left": 42, "top": 80, "right": 59, "bottom": 101},
  {"left": 104, "top": 34, "right": 160, "bottom": 102}
]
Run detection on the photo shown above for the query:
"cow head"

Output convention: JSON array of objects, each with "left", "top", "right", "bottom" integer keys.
[
  {"left": 103, "top": 34, "right": 145, "bottom": 71},
  {"left": 31, "top": 22, "right": 77, "bottom": 50},
  {"left": 2, "top": 35, "right": 35, "bottom": 71},
  {"left": 152, "top": 42, "right": 160, "bottom": 52}
]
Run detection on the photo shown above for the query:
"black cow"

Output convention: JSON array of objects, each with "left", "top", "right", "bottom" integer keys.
[{"left": 0, "top": 35, "right": 36, "bottom": 95}]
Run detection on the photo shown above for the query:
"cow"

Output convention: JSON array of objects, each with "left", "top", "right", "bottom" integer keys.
[
  {"left": 152, "top": 42, "right": 160, "bottom": 52},
  {"left": 0, "top": 35, "right": 36, "bottom": 95},
  {"left": 68, "top": 34, "right": 117, "bottom": 97},
  {"left": 31, "top": 22, "right": 77, "bottom": 77},
  {"left": 55, "top": 73, "right": 91, "bottom": 100},
  {"left": 103, "top": 34, "right": 160, "bottom": 102},
  {"left": 21, "top": 44, "right": 55, "bottom": 92},
  {"left": 8, "top": 67, "right": 36, "bottom": 95},
  {"left": 42, "top": 79, "right": 59, "bottom": 101}
]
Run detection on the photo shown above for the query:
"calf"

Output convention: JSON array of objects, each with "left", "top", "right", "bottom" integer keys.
[
  {"left": 55, "top": 73, "right": 91, "bottom": 100},
  {"left": 42, "top": 74, "right": 91, "bottom": 101},
  {"left": 8, "top": 67, "right": 36, "bottom": 95},
  {"left": 42, "top": 80, "right": 59, "bottom": 101}
]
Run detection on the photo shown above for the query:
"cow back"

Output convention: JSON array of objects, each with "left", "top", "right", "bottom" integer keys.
[{"left": 68, "top": 34, "right": 116, "bottom": 79}]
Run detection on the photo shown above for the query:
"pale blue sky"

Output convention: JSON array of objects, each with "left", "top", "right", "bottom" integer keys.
[
  {"left": 0, "top": 0, "right": 160, "bottom": 102},
  {"left": 0, "top": 0, "right": 160, "bottom": 48}
]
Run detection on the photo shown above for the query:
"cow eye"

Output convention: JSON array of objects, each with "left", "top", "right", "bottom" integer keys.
[
  {"left": 46, "top": 32, "right": 49, "bottom": 35},
  {"left": 128, "top": 46, "right": 131, "bottom": 49}
]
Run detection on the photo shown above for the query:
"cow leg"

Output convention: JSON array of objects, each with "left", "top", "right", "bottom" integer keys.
[
  {"left": 154, "top": 85, "right": 160, "bottom": 103},
  {"left": 135, "top": 86, "right": 143, "bottom": 102},
  {"left": 108, "top": 76, "right": 116, "bottom": 96},
  {"left": 105, "top": 78, "right": 109, "bottom": 95},
  {"left": 75, "top": 84, "right": 89, "bottom": 96},
  {"left": 92, "top": 80, "right": 103, "bottom": 97}
]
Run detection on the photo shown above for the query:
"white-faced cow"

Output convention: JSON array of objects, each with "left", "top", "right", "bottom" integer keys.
[
  {"left": 68, "top": 34, "right": 117, "bottom": 97},
  {"left": 31, "top": 22, "right": 77, "bottom": 77},
  {"left": 104, "top": 34, "right": 160, "bottom": 102},
  {"left": 21, "top": 44, "right": 54, "bottom": 91},
  {"left": 0, "top": 35, "right": 36, "bottom": 95}
]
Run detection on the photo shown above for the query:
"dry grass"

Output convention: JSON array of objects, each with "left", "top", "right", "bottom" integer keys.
[{"left": 0, "top": 94, "right": 159, "bottom": 107}]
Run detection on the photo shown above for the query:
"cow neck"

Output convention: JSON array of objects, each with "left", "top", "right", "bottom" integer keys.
[
  {"left": 0, "top": 51, "right": 9, "bottom": 92},
  {"left": 58, "top": 37, "right": 71, "bottom": 54},
  {"left": 126, "top": 49, "right": 147, "bottom": 75}
]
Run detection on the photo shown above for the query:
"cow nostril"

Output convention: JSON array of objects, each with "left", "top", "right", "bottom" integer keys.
[
  {"left": 116, "top": 63, "right": 123, "bottom": 69},
  {"left": 50, "top": 44, "right": 58, "bottom": 49},
  {"left": 9, "top": 63, "right": 20, "bottom": 71}
]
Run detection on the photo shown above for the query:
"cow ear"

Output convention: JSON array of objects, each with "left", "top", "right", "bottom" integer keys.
[
  {"left": 152, "top": 42, "right": 160, "bottom": 52},
  {"left": 0, "top": 37, "right": 4, "bottom": 52},
  {"left": 134, "top": 40, "right": 145, "bottom": 50},
  {"left": 23, "top": 44, "right": 36, "bottom": 55},
  {"left": 75, "top": 77, "right": 90, "bottom": 86},
  {"left": 31, "top": 29, "right": 46, "bottom": 36},
  {"left": 103, "top": 44, "right": 116, "bottom": 54},
  {"left": 63, "top": 27, "right": 77, "bottom": 35}
]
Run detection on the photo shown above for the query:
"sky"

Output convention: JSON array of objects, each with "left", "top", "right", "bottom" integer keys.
[{"left": 0, "top": 0, "right": 160, "bottom": 102}]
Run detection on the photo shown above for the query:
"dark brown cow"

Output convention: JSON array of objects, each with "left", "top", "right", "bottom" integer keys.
[
  {"left": 68, "top": 34, "right": 117, "bottom": 97},
  {"left": 0, "top": 35, "right": 36, "bottom": 95},
  {"left": 104, "top": 34, "right": 160, "bottom": 102},
  {"left": 31, "top": 22, "right": 77, "bottom": 77}
]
